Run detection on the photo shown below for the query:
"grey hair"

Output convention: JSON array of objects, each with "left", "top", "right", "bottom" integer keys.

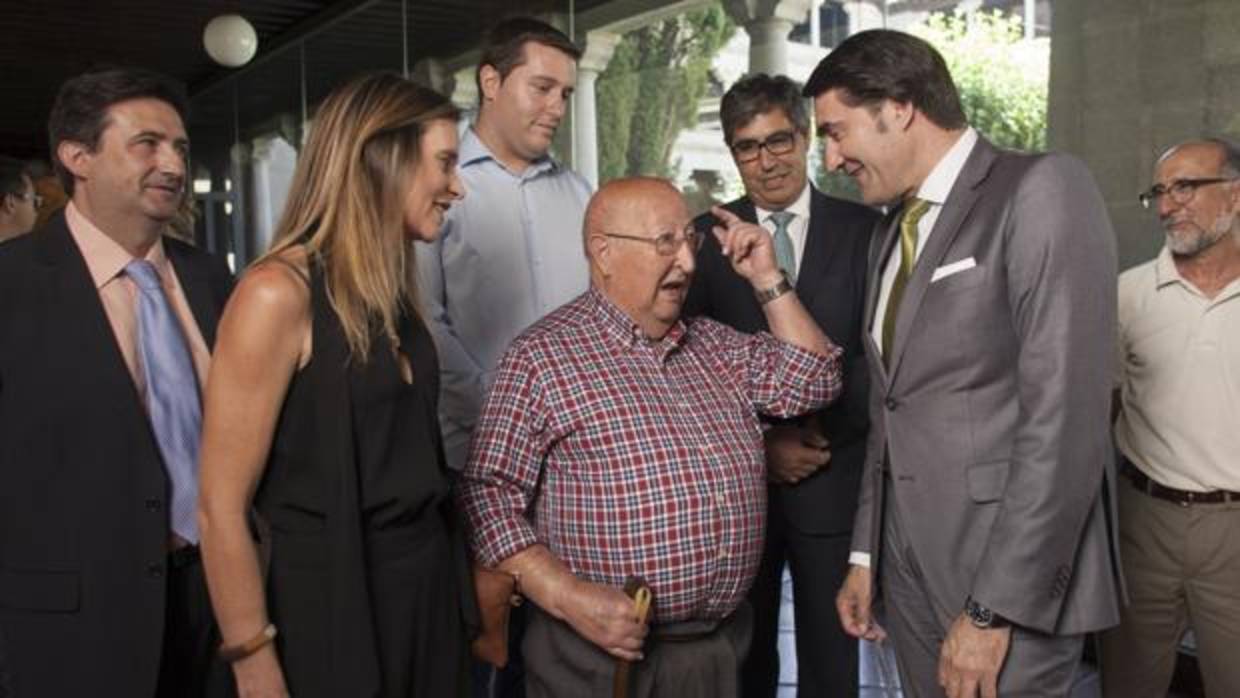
[{"left": 720, "top": 73, "right": 811, "bottom": 146}]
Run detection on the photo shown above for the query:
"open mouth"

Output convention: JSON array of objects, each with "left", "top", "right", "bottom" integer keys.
[{"left": 659, "top": 278, "right": 688, "bottom": 293}]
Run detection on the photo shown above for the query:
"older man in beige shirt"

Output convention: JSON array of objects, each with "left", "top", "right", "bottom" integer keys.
[{"left": 1102, "top": 138, "right": 1240, "bottom": 698}]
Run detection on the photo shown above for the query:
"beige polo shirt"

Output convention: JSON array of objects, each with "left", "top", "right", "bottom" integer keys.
[{"left": 1114, "top": 246, "right": 1240, "bottom": 492}]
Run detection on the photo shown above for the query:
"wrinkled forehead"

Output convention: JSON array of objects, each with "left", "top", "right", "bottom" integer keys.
[{"left": 1155, "top": 142, "right": 1226, "bottom": 180}]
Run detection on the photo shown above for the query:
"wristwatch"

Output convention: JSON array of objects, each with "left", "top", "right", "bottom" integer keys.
[
  {"left": 754, "top": 273, "right": 793, "bottom": 306},
  {"left": 964, "top": 597, "right": 1009, "bottom": 629}
]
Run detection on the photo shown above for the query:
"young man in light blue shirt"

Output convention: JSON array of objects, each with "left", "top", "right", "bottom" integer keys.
[{"left": 418, "top": 17, "right": 590, "bottom": 473}]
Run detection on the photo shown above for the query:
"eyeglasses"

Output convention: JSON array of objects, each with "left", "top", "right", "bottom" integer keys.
[
  {"left": 603, "top": 227, "right": 703, "bottom": 256},
  {"left": 1138, "top": 177, "right": 1235, "bottom": 210},
  {"left": 730, "top": 130, "right": 798, "bottom": 163},
  {"left": 13, "top": 191, "right": 43, "bottom": 208}
]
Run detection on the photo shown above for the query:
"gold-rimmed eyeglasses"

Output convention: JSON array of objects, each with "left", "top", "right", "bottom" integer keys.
[
  {"left": 603, "top": 227, "right": 703, "bottom": 256},
  {"left": 1138, "top": 177, "right": 1235, "bottom": 210}
]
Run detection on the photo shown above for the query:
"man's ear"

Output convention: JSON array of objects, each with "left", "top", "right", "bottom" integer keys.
[
  {"left": 586, "top": 234, "right": 612, "bottom": 278},
  {"left": 479, "top": 64, "right": 503, "bottom": 103},
  {"left": 56, "top": 140, "right": 93, "bottom": 186},
  {"left": 887, "top": 100, "right": 915, "bottom": 131},
  {"left": 0, "top": 193, "right": 15, "bottom": 215}
]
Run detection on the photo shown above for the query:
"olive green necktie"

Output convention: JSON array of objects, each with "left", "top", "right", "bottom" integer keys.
[{"left": 881, "top": 198, "right": 931, "bottom": 365}]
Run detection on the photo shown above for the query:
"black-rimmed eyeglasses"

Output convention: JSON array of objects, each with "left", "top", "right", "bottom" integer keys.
[
  {"left": 603, "top": 227, "right": 703, "bottom": 256},
  {"left": 1139, "top": 177, "right": 1235, "bottom": 210},
  {"left": 730, "top": 130, "right": 798, "bottom": 163}
]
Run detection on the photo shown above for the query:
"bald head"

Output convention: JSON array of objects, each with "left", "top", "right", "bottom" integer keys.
[
  {"left": 583, "top": 176, "right": 695, "bottom": 340},
  {"left": 1158, "top": 140, "right": 1229, "bottom": 172},
  {"left": 583, "top": 176, "right": 684, "bottom": 252}
]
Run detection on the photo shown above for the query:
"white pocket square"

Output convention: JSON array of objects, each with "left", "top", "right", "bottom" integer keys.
[{"left": 931, "top": 257, "right": 977, "bottom": 282}]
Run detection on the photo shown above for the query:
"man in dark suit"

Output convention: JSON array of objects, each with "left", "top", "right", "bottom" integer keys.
[
  {"left": 0, "top": 68, "right": 232, "bottom": 697},
  {"left": 685, "top": 73, "right": 880, "bottom": 698},
  {"left": 810, "top": 31, "right": 1121, "bottom": 698}
]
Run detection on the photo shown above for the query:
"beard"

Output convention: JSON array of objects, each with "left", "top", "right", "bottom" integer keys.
[{"left": 1164, "top": 213, "right": 1235, "bottom": 257}]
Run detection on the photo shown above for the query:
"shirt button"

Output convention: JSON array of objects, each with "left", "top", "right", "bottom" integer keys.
[
  {"left": 885, "top": 398, "right": 899, "bottom": 411},
  {"left": 146, "top": 563, "right": 164, "bottom": 579}
]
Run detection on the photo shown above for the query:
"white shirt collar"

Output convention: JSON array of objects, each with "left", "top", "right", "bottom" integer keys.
[{"left": 916, "top": 127, "right": 978, "bottom": 205}]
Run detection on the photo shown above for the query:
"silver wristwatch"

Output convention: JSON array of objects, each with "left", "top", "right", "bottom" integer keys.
[
  {"left": 754, "top": 273, "right": 793, "bottom": 306},
  {"left": 964, "top": 596, "right": 1009, "bottom": 629}
]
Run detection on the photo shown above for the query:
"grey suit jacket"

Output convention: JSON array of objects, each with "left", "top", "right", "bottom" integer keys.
[{"left": 853, "top": 136, "right": 1123, "bottom": 635}]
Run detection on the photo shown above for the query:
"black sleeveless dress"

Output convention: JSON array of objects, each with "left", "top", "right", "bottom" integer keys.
[{"left": 254, "top": 262, "right": 473, "bottom": 697}]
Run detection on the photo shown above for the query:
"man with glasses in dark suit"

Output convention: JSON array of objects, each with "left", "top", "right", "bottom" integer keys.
[{"left": 685, "top": 73, "right": 879, "bottom": 698}]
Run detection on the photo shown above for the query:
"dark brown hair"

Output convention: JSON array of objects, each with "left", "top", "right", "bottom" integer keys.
[
  {"left": 475, "top": 17, "right": 581, "bottom": 99},
  {"left": 802, "top": 29, "right": 967, "bottom": 131},
  {"left": 720, "top": 73, "right": 810, "bottom": 146},
  {"left": 47, "top": 67, "right": 189, "bottom": 196}
]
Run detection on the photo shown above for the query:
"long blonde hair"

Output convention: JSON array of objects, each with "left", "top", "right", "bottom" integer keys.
[{"left": 261, "top": 72, "right": 459, "bottom": 360}]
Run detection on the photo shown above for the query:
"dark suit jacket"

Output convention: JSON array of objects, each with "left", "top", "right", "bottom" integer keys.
[
  {"left": 685, "top": 187, "right": 880, "bottom": 534},
  {"left": 0, "top": 211, "right": 232, "bottom": 696}
]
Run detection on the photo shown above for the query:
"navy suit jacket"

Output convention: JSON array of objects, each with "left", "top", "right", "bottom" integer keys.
[{"left": 685, "top": 187, "right": 880, "bottom": 534}]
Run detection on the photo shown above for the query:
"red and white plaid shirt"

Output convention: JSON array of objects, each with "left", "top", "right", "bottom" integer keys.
[{"left": 460, "top": 288, "right": 842, "bottom": 622}]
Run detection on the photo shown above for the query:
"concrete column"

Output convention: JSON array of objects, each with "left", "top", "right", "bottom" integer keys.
[
  {"left": 574, "top": 31, "right": 621, "bottom": 188},
  {"left": 842, "top": 1, "right": 884, "bottom": 34},
  {"left": 724, "top": 0, "right": 814, "bottom": 76},
  {"left": 1047, "top": 0, "right": 1240, "bottom": 269}
]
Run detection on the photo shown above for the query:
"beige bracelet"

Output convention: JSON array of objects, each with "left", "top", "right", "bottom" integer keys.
[{"left": 218, "top": 623, "right": 278, "bottom": 663}]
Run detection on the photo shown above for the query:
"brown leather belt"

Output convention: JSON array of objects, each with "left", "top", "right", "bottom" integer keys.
[{"left": 1121, "top": 459, "right": 1240, "bottom": 506}]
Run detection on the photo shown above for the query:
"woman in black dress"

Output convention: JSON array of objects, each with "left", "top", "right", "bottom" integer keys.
[{"left": 198, "top": 73, "right": 471, "bottom": 698}]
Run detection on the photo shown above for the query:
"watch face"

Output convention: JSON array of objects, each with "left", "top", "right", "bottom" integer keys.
[{"left": 967, "top": 599, "right": 994, "bottom": 627}]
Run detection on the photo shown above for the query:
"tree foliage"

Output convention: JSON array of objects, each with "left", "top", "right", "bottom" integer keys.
[
  {"left": 596, "top": 7, "right": 735, "bottom": 182},
  {"left": 913, "top": 10, "right": 1049, "bottom": 152}
]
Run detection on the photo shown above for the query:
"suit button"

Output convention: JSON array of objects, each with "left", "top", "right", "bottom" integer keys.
[
  {"left": 145, "top": 499, "right": 162, "bottom": 512},
  {"left": 146, "top": 563, "right": 164, "bottom": 579},
  {"left": 885, "top": 398, "right": 899, "bottom": 410}
]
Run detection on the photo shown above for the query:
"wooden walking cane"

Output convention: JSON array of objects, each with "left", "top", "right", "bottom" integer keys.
[{"left": 612, "top": 576, "right": 653, "bottom": 698}]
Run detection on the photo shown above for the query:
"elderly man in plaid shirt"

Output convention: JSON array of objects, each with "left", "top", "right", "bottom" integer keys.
[{"left": 460, "top": 177, "right": 844, "bottom": 698}]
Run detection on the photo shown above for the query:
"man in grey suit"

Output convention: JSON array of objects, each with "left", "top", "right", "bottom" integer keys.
[{"left": 804, "top": 30, "right": 1123, "bottom": 698}]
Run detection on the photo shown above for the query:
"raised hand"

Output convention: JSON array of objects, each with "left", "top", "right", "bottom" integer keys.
[{"left": 710, "top": 205, "right": 782, "bottom": 288}]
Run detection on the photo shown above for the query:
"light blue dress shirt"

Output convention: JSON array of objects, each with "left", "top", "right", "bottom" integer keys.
[{"left": 417, "top": 127, "right": 591, "bottom": 469}]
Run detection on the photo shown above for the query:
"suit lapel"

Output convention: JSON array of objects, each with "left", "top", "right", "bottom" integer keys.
[
  {"left": 886, "top": 139, "right": 998, "bottom": 379},
  {"left": 735, "top": 198, "right": 758, "bottom": 226},
  {"left": 795, "top": 188, "right": 841, "bottom": 306},
  {"left": 166, "top": 241, "right": 221, "bottom": 349},
  {"left": 36, "top": 216, "right": 150, "bottom": 420},
  {"left": 863, "top": 209, "right": 901, "bottom": 381}
]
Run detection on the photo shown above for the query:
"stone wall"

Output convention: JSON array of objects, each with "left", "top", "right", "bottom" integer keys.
[{"left": 1048, "top": 0, "right": 1240, "bottom": 270}]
